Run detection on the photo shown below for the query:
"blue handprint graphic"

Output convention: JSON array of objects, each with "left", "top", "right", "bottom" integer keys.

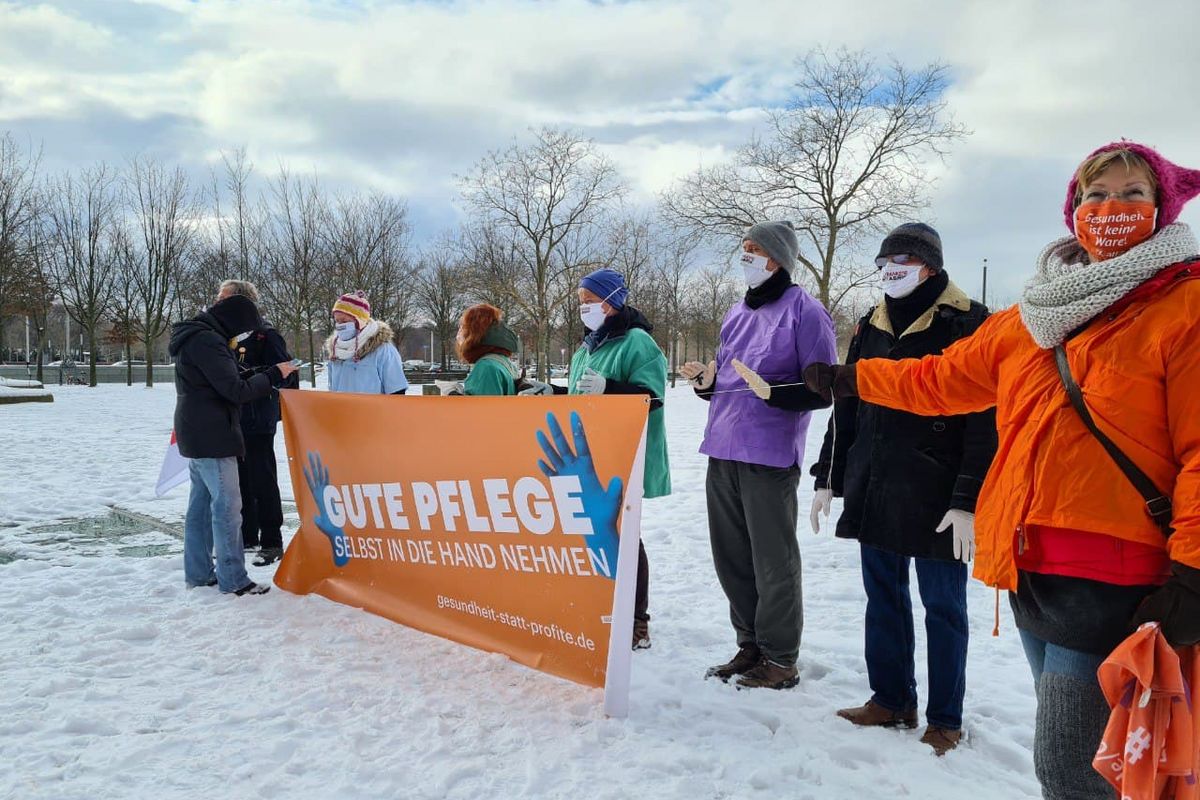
[
  {"left": 535, "top": 411, "right": 623, "bottom": 579},
  {"left": 303, "top": 451, "right": 351, "bottom": 567}
]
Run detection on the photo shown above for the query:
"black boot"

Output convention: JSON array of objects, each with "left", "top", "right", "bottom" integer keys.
[{"left": 253, "top": 547, "right": 283, "bottom": 567}]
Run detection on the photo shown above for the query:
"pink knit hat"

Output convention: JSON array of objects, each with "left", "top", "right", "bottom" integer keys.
[{"left": 1064, "top": 140, "right": 1200, "bottom": 232}]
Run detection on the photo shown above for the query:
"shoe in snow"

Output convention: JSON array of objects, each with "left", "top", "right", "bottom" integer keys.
[
  {"left": 920, "top": 725, "right": 963, "bottom": 756},
  {"left": 836, "top": 699, "right": 918, "bottom": 729},
  {"left": 233, "top": 582, "right": 271, "bottom": 596},
  {"left": 735, "top": 658, "right": 798, "bottom": 690},
  {"left": 632, "top": 619, "right": 651, "bottom": 650},
  {"left": 705, "top": 643, "right": 761, "bottom": 681},
  {"left": 253, "top": 547, "right": 283, "bottom": 567}
]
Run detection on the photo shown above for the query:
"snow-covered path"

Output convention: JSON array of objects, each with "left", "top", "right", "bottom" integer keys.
[{"left": 1, "top": 384, "right": 1040, "bottom": 799}]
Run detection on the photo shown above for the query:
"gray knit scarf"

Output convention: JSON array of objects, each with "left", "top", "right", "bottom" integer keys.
[{"left": 1018, "top": 223, "right": 1198, "bottom": 348}]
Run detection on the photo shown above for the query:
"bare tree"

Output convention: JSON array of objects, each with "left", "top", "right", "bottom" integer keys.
[
  {"left": 219, "top": 147, "right": 259, "bottom": 277},
  {"left": 458, "top": 128, "right": 626, "bottom": 379},
  {"left": 259, "top": 167, "right": 330, "bottom": 387},
  {"left": 416, "top": 236, "right": 469, "bottom": 370},
  {"left": 663, "top": 48, "right": 968, "bottom": 310},
  {"left": 44, "top": 165, "right": 120, "bottom": 386},
  {"left": 107, "top": 227, "right": 141, "bottom": 385},
  {"left": 0, "top": 133, "right": 41, "bottom": 355},
  {"left": 685, "top": 265, "right": 740, "bottom": 362},
  {"left": 126, "top": 157, "right": 195, "bottom": 384},
  {"left": 324, "top": 191, "right": 417, "bottom": 337},
  {"left": 650, "top": 234, "right": 698, "bottom": 384},
  {"left": 10, "top": 202, "right": 55, "bottom": 382}
]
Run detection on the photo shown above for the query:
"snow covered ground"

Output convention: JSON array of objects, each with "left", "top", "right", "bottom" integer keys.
[{"left": 1, "top": 383, "right": 1041, "bottom": 799}]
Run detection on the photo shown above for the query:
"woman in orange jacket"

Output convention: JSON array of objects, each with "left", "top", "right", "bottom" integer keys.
[{"left": 804, "top": 141, "right": 1200, "bottom": 799}]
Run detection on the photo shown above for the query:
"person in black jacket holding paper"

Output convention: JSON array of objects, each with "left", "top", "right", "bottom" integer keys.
[
  {"left": 217, "top": 280, "right": 299, "bottom": 566},
  {"left": 169, "top": 293, "right": 297, "bottom": 595},
  {"left": 808, "top": 223, "right": 997, "bottom": 754}
]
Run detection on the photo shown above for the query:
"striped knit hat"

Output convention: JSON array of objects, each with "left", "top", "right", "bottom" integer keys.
[{"left": 332, "top": 290, "right": 371, "bottom": 328}]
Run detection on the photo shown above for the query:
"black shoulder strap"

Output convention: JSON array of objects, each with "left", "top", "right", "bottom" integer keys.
[{"left": 1052, "top": 345, "right": 1173, "bottom": 536}]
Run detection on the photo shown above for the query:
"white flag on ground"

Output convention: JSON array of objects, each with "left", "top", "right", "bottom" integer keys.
[{"left": 155, "top": 430, "right": 190, "bottom": 497}]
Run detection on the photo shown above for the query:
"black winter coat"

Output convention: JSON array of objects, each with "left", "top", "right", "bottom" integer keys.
[
  {"left": 235, "top": 322, "right": 298, "bottom": 436},
  {"left": 810, "top": 279, "right": 998, "bottom": 561},
  {"left": 168, "top": 312, "right": 280, "bottom": 459}
]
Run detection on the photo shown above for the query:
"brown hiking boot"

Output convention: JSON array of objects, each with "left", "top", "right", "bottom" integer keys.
[
  {"left": 632, "top": 619, "right": 651, "bottom": 650},
  {"left": 705, "top": 643, "right": 761, "bottom": 681},
  {"left": 735, "top": 658, "right": 799, "bottom": 690},
  {"left": 836, "top": 700, "right": 918, "bottom": 729},
  {"left": 920, "top": 726, "right": 962, "bottom": 756}
]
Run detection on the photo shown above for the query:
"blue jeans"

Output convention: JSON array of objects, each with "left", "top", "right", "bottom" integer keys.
[
  {"left": 861, "top": 543, "right": 969, "bottom": 730},
  {"left": 1018, "top": 629, "right": 1105, "bottom": 686},
  {"left": 184, "top": 457, "right": 250, "bottom": 592}
]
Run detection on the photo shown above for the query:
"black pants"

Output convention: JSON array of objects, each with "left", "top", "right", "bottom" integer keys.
[
  {"left": 635, "top": 540, "right": 649, "bottom": 622},
  {"left": 238, "top": 432, "right": 283, "bottom": 549}
]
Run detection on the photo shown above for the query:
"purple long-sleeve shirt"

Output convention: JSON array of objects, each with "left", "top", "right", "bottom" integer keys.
[{"left": 699, "top": 285, "right": 837, "bottom": 469}]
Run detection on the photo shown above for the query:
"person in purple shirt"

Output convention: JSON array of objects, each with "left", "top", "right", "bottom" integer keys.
[{"left": 680, "top": 220, "right": 837, "bottom": 690}]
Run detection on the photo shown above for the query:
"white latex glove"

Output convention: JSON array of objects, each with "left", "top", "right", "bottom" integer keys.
[
  {"left": 810, "top": 488, "right": 833, "bottom": 534},
  {"left": 518, "top": 380, "right": 554, "bottom": 396},
  {"left": 680, "top": 360, "right": 717, "bottom": 390},
  {"left": 574, "top": 368, "right": 606, "bottom": 395},
  {"left": 937, "top": 510, "right": 976, "bottom": 564}
]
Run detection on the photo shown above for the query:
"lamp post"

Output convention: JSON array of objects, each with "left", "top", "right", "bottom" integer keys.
[{"left": 982, "top": 257, "right": 989, "bottom": 306}]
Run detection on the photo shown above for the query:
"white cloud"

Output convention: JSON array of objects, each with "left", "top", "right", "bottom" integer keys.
[{"left": 0, "top": 0, "right": 1198, "bottom": 303}]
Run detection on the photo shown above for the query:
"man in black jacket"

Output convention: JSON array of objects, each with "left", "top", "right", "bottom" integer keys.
[
  {"left": 217, "top": 280, "right": 299, "bottom": 566},
  {"left": 169, "top": 294, "right": 298, "bottom": 595},
  {"left": 808, "top": 223, "right": 997, "bottom": 754}
]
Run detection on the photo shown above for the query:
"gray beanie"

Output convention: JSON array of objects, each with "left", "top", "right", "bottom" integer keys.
[
  {"left": 876, "top": 222, "right": 943, "bottom": 272},
  {"left": 744, "top": 221, "right": 799, "bottom": 273}
]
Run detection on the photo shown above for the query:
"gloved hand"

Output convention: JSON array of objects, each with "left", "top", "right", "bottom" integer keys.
[
  {"left": 518, "top": 380, "right": 554, "bottom": 396},
  {"left": 680, "top": 360, "right": 717, "bottom": 390},
  {"left": 447, "top": 381, "right": 466, "bottom": 396},
  {"left": 810, "top": 488, "right": 833, "bottom": 534},
  {"left": 1131, "top": 562, "right": 1200, "bottom": 646},
  {"left": 574, "top": 368, "right": 606, "bottom": 395},
  {"left": 936, "top": 509, "right": 975, "bottom": 564},
  {"left": 801, "top": 363, "right": 858, "bottom": 403}
]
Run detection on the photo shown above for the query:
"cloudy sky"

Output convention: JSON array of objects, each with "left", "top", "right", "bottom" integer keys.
[{"left": 2, "top": 0, "right": 1198, "bottom": 306}]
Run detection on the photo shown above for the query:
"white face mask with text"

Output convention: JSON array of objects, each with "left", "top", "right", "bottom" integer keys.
[
  {"left": 880, "top": 262, "right": 926, "bottom": 299},
  {"left": 735, "top": 251, "right": 773, "bottom": 288}
]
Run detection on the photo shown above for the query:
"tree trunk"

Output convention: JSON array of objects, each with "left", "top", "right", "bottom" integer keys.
[
  {"left": 307, "top": 325, "right": 317, "bottom": 388},
  {"left": 144, "top": 331, "right": 155, "bottom": 387},
  {"left": 125, "top": 340, "right": 132, "bottom": 386},
  {"left": 87, "top": 326, "right": 97, "bottom": 387}
]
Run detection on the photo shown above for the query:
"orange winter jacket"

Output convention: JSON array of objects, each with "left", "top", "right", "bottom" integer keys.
[{"left": 856, "top": 262, "right": 1200, "bottom": 591}]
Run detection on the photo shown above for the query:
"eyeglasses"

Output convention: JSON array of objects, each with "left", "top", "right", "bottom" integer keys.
[
  {"left": 875, "top": 254, "right": 925, "bottom": 268},
  {"left": 1079, "top": 187, "right": 1152, "bottom": 205}
]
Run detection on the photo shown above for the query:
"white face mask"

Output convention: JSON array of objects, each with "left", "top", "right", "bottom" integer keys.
[
  {"left": 335, "top": 321, "right": 358, "bottom": 341},
  {"left": 580, "top": 303, "right": 608, "bottom": 331},
  {"left": 880, "top": 262, "right": 926, "bottom": 299},
  {"left": 735, "top": 251, "right": 773, "bottom": 288},
  {"left": 579, "top": 286, "right": 622, "bottom": 332}
]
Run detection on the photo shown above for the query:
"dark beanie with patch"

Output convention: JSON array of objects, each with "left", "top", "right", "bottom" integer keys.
[
  {"left": 876, "top": 222, "right": 944, "bottom": 272},
  {"left": 744, "top": 221, "right": 799, "bottom": 273}
]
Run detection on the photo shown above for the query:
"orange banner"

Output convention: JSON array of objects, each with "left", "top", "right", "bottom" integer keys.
[{"left": 273, "top": 391, "right": 649, "bottom": 716}]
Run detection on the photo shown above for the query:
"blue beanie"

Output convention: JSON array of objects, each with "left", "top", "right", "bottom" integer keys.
[{"left": 579, "top": 268, "right": 628, "bottom": 309}]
